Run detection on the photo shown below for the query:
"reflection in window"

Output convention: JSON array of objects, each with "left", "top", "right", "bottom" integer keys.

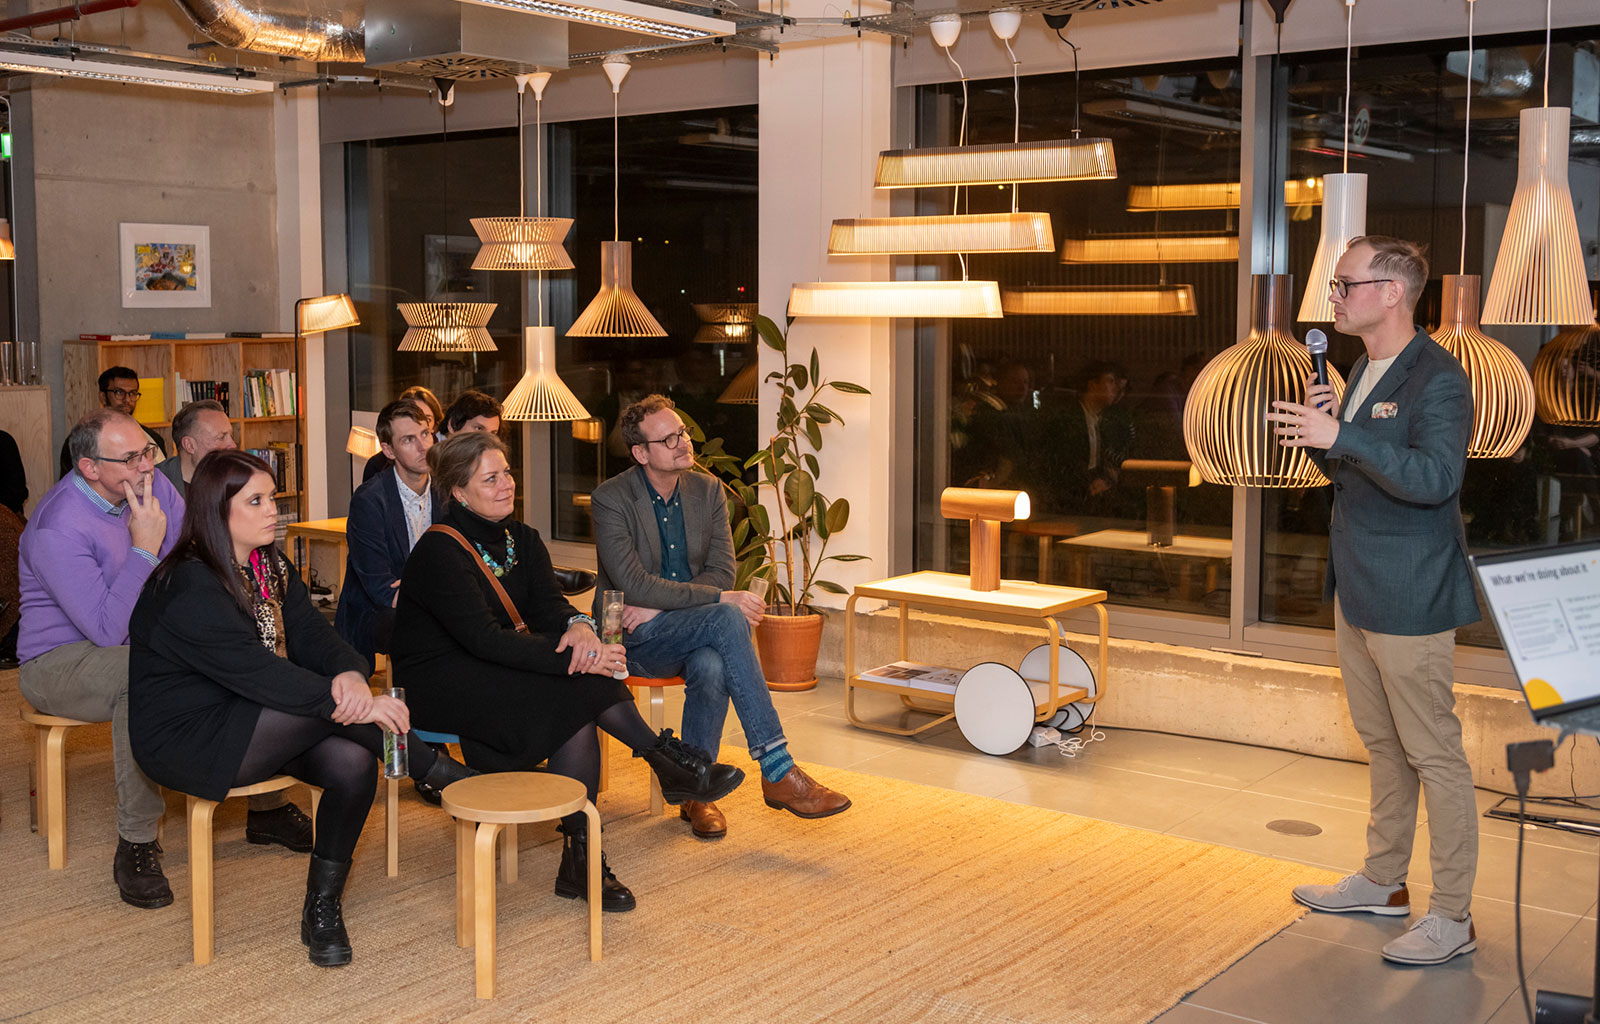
[{"left": 914, "top": 61, "right": 1241, "bottom": 617}]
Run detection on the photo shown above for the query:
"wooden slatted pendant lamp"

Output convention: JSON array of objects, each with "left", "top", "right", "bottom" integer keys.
[
  {"left": 1532, "top": 318, "right": 1600, "bottom": 426},
  {"left": 472, "top": 72, "right": 574, "bottom": 272},
  {"left": 501, "top": 326, "right": 590, "bottom": 420},
  {"left": 1298, "top": 0, "right": 1365, "bottom": 323},
  {"left": 568, "top": 55, "right": 667, "bottom": 338}
]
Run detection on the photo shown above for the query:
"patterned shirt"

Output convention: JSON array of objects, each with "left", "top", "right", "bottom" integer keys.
[{"left": 394, "top": 468, "right": 433, "bottom": 551}]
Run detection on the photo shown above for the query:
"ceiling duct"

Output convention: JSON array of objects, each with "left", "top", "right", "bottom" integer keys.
[
  {"left": 365, "top": 0, "right": 569, "bottom": 79},
  {"left": 170, "top": 0, "right": 364, "bottom": 63}
]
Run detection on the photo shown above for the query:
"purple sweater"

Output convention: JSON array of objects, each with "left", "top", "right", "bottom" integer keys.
[{"left": 19, "top": 472, "right": 185, "bottom": 663}]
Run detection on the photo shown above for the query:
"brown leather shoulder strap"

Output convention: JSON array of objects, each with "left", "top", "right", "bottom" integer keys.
[{"left": 425, "top": 524, "right": 528, "bottom": 634}]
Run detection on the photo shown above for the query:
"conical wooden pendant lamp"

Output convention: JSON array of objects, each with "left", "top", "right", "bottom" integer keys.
[
  {"left": 568, "top": 55, "right": 667, "bottom": 338},
  {"left": 472, "top": 73, "right": 574, "bottom": 272},
  {"left": 1185, "top": 275, "right": 1346, "bottom": 486},
  {"left": 1298, "top": 0, "right": 1365, "bottom": 323},
  {"left": 1429, "top": 0, "right": 1533, "bottom": 458},
  {"left": 1481, "top": 1, "right": 1595, "bottom": 326},
  {"left": 502, "top": 326, "right": 590, "bottom": 421}
]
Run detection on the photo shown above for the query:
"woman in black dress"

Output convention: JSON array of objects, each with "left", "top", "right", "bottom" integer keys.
[
  {"left": 391, "top": 431, "right": 743, "bottom": 911},
  {"left": 129, "top": 449, "right": 475, "bottom": 967}
]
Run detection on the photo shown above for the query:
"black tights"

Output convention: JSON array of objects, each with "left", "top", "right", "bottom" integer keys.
[
  {"left": 551, "top": 699, "right": 659, "bottom": 836},
  {"left": 234, "top": 708, "right": 440, "bottom": 862}
]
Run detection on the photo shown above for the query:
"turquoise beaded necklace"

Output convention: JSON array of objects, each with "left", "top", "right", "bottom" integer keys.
[{"left": 473, "top": 529, "right": 518, "bottom": 578}]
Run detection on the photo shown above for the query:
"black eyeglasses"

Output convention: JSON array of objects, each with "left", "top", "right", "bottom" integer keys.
[
  {"left": 102, "top": 386, "right": 141, "bottom": 401},
  {"left": 642, "top": 427, "right": 691, "bottom": 450},
  {"left": 91, "top": 443, "right": 158, "bottom": 467},
  {"left": 1328, "top": 278, "right": 1394, "bottom": 298}
]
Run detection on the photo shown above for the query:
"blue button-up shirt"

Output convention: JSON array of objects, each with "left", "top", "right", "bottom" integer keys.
[{"left": 642, "top": 466, "right": 691, "bottom": 583}]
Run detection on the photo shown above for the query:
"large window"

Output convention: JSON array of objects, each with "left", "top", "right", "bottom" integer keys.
[{"left": 914, "top": 60, "right": 1242, "bottom": 618}]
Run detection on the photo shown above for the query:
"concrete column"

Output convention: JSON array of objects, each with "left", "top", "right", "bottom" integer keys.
[{"left": 758, "top": 10, "right": 895, "bottom": 608}]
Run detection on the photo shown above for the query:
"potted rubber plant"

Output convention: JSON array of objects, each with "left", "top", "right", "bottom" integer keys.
[{"left": 696, "top": 314, "right": 869, "bottom": 690}]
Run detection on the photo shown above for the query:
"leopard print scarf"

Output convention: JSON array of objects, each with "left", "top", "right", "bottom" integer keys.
[{"left": 236, "top": 547, "right": 289, "bottom": 659}]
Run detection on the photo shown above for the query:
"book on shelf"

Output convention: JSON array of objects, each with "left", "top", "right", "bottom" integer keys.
[
  {"left": 172, "top": 375, "right": 231, "bottom": 415},
  {"left": 241, "top": 368, "right": 298, "bottom": 417},
  {"left": 857, "top": 661, "right": 963, "bottom": 695},
  {"left": 78, "top": 333, "right": 153, "bottom": 341},
  {"left": 132, "top": 378, "right": 165, "bottom": 426},
  {"left": 267, "top": 440, "right": 301, "bottom": 494},
  {"left": 229, "top": 331, "right": 295, "bottom": 338}
]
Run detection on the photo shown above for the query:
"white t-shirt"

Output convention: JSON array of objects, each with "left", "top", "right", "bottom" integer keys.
[{"left": 1344, "top": 354, "right": 1399, "bottom": 423}]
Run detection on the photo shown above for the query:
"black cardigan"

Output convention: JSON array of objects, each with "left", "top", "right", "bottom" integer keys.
[{"left": 128, "top": 555, "right": 369, "bottom": 802}]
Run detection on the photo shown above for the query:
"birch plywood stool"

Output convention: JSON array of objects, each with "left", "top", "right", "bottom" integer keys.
[
  {"left": 19, "top": 701, "right": 94, "bottom": 870},
  {"left": 624, "top": 675, "right": 686, "bottom": 815},
  {"left": 441, "top": 773, "right": 601, "bottom": 999},
  {"left": 188, "top": 775, "right": 321, "bottom": 965}
]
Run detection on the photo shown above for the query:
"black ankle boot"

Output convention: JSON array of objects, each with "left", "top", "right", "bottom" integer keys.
[
  {"left": 418, "top": 746, "right": 479, "bottom": 794},
  {"left": 636, "top": 728, "right": 745, "bottom": 805},
  {"left": 301, "top": 856, "right": 353, "bottom": 967},
  {"left": 553, "top": 824, "right": 636, "bottom": 912}
]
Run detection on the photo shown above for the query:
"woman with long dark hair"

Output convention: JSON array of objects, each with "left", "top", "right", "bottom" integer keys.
[
  {"left": 128, "top": 449, "right": 475, "bottom": 967},
  {"left": 392, "top": 431, "right": 743, "bottom": 912}
]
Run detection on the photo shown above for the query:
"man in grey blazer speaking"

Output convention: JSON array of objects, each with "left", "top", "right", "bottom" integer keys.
[
  {"left": 590, "top": 394, "right": 850, "bottom": 840},
  {"left": 1266, "top": 236, "right": 1479, "bottom": 966}
]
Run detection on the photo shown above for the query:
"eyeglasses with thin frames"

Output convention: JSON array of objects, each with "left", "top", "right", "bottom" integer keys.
[
  {"left": 91, "top": 443, "right": 159, "bottom": 467},
  {"left": 1328, "top": 278, "right": 1394, "bottom": 299},
  {"left": 642, "top": 427, "right": 691, "bottom": 450},
  {"left": 102, "top": 386, "right": 142, "bottom": 401}
]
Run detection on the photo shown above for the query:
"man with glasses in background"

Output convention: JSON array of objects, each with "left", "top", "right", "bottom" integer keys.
[
  {"left": 21, "top": 409, "right": 183, "bottom": 907},
  {"left": 58, "top": 366, "right": 168, "bottom": 479},
  {"left": 1266, "top": 235, "right": 1480, "bottom": 966},
  {"left": 590, "top": 394, "right": 850, "bottom": 842}
]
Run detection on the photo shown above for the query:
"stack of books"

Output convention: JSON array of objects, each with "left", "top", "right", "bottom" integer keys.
[
  {"left": 241, "top": 369, "right": 298, "bottom": 417},
  {"left": 171, "top": 375, "right": 230, "bottom": 414}
]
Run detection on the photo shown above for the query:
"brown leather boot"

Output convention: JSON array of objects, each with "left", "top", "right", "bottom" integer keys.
[
  {"left": 761, "top": 765, "right": 851, "bottom": 819},
  {"left": 679, "top": 800, "right": 727, "bottom": 839}
]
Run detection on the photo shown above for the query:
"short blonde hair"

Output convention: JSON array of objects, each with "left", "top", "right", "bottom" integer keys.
[{"left": 1346, "top": 235, "right": 1428, "bottom": 311}]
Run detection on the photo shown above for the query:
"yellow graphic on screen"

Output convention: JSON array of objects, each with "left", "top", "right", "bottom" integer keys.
[{"left": 1524, "top": 678, "right": 1564, "bottom": 710}]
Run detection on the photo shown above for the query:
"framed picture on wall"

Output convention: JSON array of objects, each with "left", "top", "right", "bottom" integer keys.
[{"left": 119, "top": 222, "right": 211, "bottom": 308}]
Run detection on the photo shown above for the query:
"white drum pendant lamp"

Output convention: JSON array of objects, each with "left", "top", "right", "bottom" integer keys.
[{"left": 1298, "top": 172, "right": 1366, "bottom": 322}]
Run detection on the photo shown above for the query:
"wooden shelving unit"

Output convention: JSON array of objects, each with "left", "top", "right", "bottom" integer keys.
[{"left": 62, "top": 336, "right": 307, "bottom": 521}]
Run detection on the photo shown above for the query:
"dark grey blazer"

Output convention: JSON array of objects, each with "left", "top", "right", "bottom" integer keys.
[
  {"left": 1309, "top": 330, "right": 1479, "bottom": 636},
  {"left": 589, "top": 465, "right": 736, "bottom": 616}
]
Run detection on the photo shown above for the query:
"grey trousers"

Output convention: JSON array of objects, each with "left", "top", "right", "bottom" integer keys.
[{"left": 19, "top": 640, "right": 285, "bottom": 843}]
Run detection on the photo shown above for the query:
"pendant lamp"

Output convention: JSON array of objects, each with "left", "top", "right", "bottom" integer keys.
[
  {"left": 1297, "top": 0, "right": 1367, "bottom": 323},
  {"left": 875, "top": 139, "right": 1115, "bottom": 189},
  {"left": 472, "top": 73, "right": 574, "bottom": 272},
  {"left": 0, "top": 218, "right": 14, "bottom": 261},
  {"left": 1184, "top": 275, "right": 1346, "bottom": 486},
  {"left": 828, "top": 213, "right": 1053, "bottom": 256},
  {"left": 692, "top": 302, "right": 756, "bottom": 343},
  {"left": 501, "top": 326, "right": 590, "bottom": 421},
  {"left": 1531, "top": 318, "right": 1600, "bottom": 426},
  {"left": 717, "top": 362, "right": 760, "bottom": 404},
  {"left": 788, "top": 281, "right": 1002, "bottom": 319},
  {"left": 1431, "top": 276, "right": 1534, "bottom": 457},
  {"left": 1127, "top": 179, "right": 1324, "bottom": 212},
  {"left": 1060, "top": 235, "right": 1238, "bottom": 264},
  {"left": 569, "top": 55, "right": 666, "bottom": 337},
  {"left": 1000, "top": 284, "right": 1196, "bottom": 316},
  {"left": 396, "top": 302, "right": 497, "bottom": 352}
]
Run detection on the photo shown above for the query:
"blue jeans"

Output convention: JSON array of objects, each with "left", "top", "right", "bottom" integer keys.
[{"left": 623, "top": 602, "right": 786, "bottom": 760}]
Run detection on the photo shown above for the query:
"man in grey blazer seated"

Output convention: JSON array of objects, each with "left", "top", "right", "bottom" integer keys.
[
  {"left": 590, "top": 394, "right": 849, "bottom": 839},
  {"left": 1266, "top": 235, "right": 1479, "bottom": 966}
]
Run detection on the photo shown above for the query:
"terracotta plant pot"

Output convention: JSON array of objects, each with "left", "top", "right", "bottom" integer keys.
[{"left": 754, "top": 609, "right": 823, "bottom": 692}]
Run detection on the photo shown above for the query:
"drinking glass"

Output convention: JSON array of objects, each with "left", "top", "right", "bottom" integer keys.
[
  {"left": 600, "top": 590, "right": 627, "bottom": 679},
  {"left": 381, "top": 687, "right": 409, "bottom": 778},
  {"left": 746, "top": 575, "right": 771, "bottom": 611}
]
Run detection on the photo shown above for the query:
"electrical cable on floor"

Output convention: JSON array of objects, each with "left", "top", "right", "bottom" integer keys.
[{"left": 1057, "top": 702, "right": 1106, "bottom": 758}]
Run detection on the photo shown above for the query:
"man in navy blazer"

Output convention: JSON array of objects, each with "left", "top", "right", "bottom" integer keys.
[
  {"left": 1267, "top": 236, "right": 1479, "bottom": 967},
  {"left": 336, "top": 400, "right": 442, "bottom": 669}
]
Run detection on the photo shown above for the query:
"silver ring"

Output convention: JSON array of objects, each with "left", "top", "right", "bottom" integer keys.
[{"left": 586, "top": 651, "right": 597, "bottom": 658}]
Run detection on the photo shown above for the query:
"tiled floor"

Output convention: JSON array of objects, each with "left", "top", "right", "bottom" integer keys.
[{"left": 687, "top": 677, "right": 1598, "bottom": 1024}]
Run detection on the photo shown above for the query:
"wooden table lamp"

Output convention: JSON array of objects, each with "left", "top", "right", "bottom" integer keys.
[{"left": 941, "top": 487, "right": 1030, "bottom": 591}]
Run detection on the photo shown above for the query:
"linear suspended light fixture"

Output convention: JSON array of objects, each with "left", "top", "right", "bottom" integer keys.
[
  {"left": 874, "top": 139, "right": 1115, "bottom": 189},
  {"left": 396, "top": 302, "right": 497, "bottom": 352},
  {"left": 1000, "top": 284, "right": 1196, "bottom": 316},
  {"left": 1184, "top": 275, "right": 1345, "bottom": 486},
  {"left": 473, "top": 73, "right": 575, "bottom": 272},
  {"left": 0, "top": 52, "right": 276, "bottom": 93},
  {"left": 828, "top": 212, "right": 1053, "bottom": 256},
  {"left": 502, "top": 326, "right": 590, "bottom": 421},
  {"left": 1532, "top": 320, "right": 1600, "bottom": 426},
  {"left": 1430, "top": 275, "right": 1534, "bottom": 458},
  {"left": 1481, "top": 105, "right": 1596, "bottom": 325},
  {"left": 1298, "top": 0, "right": 1366, "bottom": 323},
  {"left": 1126, "top": 179, "right": 1323, "bottom": 212},
  {"left": 788, "top": 281, "right": 1003, "bottom": 319},
  {"left": 717, "top": 363, "right": 760, "bottom": 405},
  {"left": 1060, "top": 235, "right": 1239, "bottom": 264},
  {"left": 455, "top": 0, "right": 734, "bottom": 40},
  {"left": 569, "top": 56, "right": 666, "bottom": 338}
]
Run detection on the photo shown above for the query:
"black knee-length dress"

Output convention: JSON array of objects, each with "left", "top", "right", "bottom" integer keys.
[{"left": 391, "top": 502, "right": 631, "bottom": 772}]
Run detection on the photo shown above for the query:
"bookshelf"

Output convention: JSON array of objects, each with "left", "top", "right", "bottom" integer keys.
[{"left": 62, "top": 335, "right": 307, "bottom": 522}]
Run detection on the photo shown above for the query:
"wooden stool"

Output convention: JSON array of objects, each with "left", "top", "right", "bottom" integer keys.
[
  {"left": 624, "top": 676, "right": 686, "bottom": 815},
  {"left": 442, "top": 772, "right": 600, "bottom": 999},
  {"left": 19, "top": 701, "right": 95, "bottom": 870},
  {"left": 187, "top": 775, "right": 321, "bottom": 965},
  {"left": 382, "top": 730, "right": 515, "bottom": 881}
]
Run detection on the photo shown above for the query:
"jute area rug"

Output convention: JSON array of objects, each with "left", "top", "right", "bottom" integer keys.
[{"left": 1, "top": 669, "right": 1335, "bottom": 1023}]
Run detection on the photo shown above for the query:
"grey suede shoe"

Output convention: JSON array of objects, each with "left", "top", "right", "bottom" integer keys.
[
  {"left": 1382, "top": 912, "right": 1476, "bottom": 965},
  {"left": 1292, "top": 873, "right": 1410, "bottom": 916}
]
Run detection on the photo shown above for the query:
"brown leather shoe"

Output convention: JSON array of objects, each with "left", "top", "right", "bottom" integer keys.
[
  {"left": 679, "top": 800, "right": 727, "bottom": 839},
  {"left": 761, "top": 765, "right": 851, "bottom": 819}
]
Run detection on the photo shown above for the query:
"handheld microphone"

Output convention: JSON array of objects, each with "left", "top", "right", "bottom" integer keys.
[{"left": 1305, "top": 328, "right": 1329, "bottom": 389}]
